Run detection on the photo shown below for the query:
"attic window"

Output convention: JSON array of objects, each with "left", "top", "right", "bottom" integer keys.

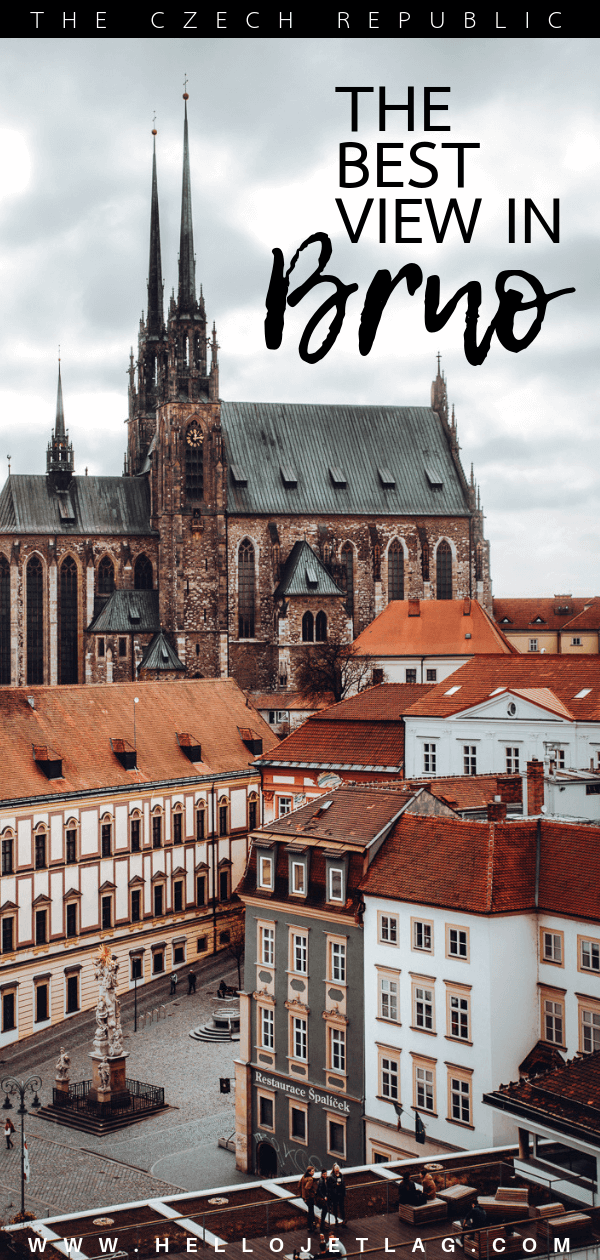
[
  {"left": 426, "top": 467, "right": 444, "bottom": 489},
  {"left": 230, "top": 465, "right": 248, "bottom": 486},
  {"left": 378, "top": 467, "right": 395, "bottom": 489},
  {"left": 314, "top": 799, "right": 333, "bottom": 818},
  {"left": 500, "top": 617, "right": 511, "bottom": 624},
  {"left": 444, "top": 685, "right": 461, "bottom": 696},
  {"left": 280, "top": 463, "right": 298, "bottom": 488},
  {"left": 574, "top": 688, "right": 592, "bottom": 699},
  {"left": 129, "top": 609, "right": 141, "bottom": 623},
  {"left": 33, "top": 744, "right": 63, "bottom": 780},
  {"left": 238, "top": 727, "right": 263, "bottom": 756},
  {"left": 57, "top": 494, "right": 76, "bottom": 522},
  {"left": 532, "top": 617, "right": 546, "bottom": 624},
  {"left": 177, "top": 732, "right": 203, "bottom": 763},
  {"left": 305, "top": 563, "right": 319, "bottom": 587},
  {"left": 161, "top": 644, "right": 169, "bottom": 662},
  {"left": 329, "top": 466, "right": 347, "bottom": 488},
  {"left": 110, "top": 738, "right": 137, "bottom": 771}
]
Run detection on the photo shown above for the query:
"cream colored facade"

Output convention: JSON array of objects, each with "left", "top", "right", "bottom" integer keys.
[{"left": 0, "top": 774, "right": 259, "bottom": 1047}]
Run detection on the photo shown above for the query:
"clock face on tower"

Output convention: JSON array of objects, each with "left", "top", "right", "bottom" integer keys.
[{"left": 187, "top": 426, "right": 203, "bottom": 447}]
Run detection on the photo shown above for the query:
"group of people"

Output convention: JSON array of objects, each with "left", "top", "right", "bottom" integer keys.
[
  {"left": 299, "top": 1164, "right": 347, "bottom": 1232},
  {"left": 169, "top": 969, "right": 197, "bottom": 995},
  {"left": 397, "top": 1171, "right": 488, "bottom": 1237}
]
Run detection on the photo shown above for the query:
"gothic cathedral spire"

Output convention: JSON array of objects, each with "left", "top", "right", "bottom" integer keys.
[
  {"left": 177, "top": 92, "right": 197, "bottom": 317},
  {"left": 47, "top": 359, "right": 74, "bottom": 491},
  {"left": 147, "top": 128, "right": 164, "bottom": 339}
]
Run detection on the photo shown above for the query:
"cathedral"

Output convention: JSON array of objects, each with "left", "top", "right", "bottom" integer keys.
[{"left": 0, "top": 96, "right": 491, "bottom": 694}]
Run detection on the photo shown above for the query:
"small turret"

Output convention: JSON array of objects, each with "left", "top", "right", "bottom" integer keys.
[{"left": 46, "top": 360, "right": 74, "bottom": 491}]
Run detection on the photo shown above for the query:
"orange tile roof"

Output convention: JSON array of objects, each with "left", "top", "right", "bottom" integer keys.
[
  {"left": 248, "top": 691, "right": 335, "bottom": 712},
  {"left": 0, "top": 679, "right": 276, "bottom": 803},
  {"left": 260, "top": 783, "right": 413, "bottom": 847},
  {"left": 361, "top": 814, "right": 600, "bottom": 919},
  {"left": 353, "top": 598, "right": 516, "bottom": 657},
  {"left": 403, "top": 655, "right": 600, "bottom": 721},
  {"left": 493, "top": 596, "right": 591, "bottom": 631},
  {"left": 408, "top": 773, "right": 522, "bottom": 811},
  {"left": 562, "top": 598, "right": 600, "bottom": 631},
  {"left": 311, "top": 683, "right": 434, "bottom": 721},
  {"left": 257, "top": 719, "right": 405, "bottom": 770}
]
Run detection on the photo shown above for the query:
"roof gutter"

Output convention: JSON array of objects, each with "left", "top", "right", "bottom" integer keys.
[{"left": 0, "top": 765, "right": 260, "bottom": 813}]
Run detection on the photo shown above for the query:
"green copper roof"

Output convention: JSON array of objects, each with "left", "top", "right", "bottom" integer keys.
[
  {"left": 274, "top": 540, "right": 344, "bottom": 599},
  {"left": 139, "top": 630, "right": 186, "bottom": 673}
]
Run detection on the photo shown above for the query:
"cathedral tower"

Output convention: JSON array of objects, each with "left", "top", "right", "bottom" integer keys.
[{"left": 47, "top": 361, "right": 74, "bottom": 492}]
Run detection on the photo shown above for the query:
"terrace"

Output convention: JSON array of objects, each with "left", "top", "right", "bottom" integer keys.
[{"left": 5, "top": 1147, "right": 600, "bottom": 1260}]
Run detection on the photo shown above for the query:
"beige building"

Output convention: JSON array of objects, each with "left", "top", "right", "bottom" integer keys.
[
  {"left": 0, "top": 677, "right": 271, "bottom": 1048},
  {"left": 493, "top": 596, "right": 599, "bottom": 655}
]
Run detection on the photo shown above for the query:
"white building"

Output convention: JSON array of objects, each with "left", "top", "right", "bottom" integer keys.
[
  {"left": 403, "top": 655, "right": 600, "bottom": 779},
  {"left": 360, "top": 803, "right": 600, "bottom": 1163}
]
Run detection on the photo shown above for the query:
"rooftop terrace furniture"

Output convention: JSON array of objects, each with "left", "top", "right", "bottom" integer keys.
[
  {"left": 464, "top": 1228, "right": 524, "bottom": 1258},
  {"left": 398, "top": 1197, "right": 448, "bottom": 1225},
  {"left": 536, "top": 1211, "right": 592, "bottom": 1243},
  {"left": 477, "top": 1186, "right": 529, "bottom": 1220},
  {"left": 438, "top": 1184, "right": 478, "bottom": 1208}
]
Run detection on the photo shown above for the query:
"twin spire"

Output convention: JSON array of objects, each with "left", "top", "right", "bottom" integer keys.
[{"left": 147, "top": 92, "right": 200, "bottom": 331}]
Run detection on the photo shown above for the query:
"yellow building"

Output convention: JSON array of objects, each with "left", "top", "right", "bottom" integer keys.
[{"left": 493, "top": 596, "right": 599, "bottom": 655}]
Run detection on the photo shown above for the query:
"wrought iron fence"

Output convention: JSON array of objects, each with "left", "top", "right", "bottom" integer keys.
[{"left": 52, "top": 1077, "right": 164, "bottom": 1115}]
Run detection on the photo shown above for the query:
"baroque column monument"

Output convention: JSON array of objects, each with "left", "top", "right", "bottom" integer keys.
[{"left": 89, "top": 944, "right": 130, "bottom": 1104}]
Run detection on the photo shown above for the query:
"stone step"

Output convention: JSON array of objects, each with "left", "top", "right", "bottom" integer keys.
[
  {"left": 37, "top": 1101, "right": 169, "bottom": 1135},
  {"left": 188, "top": 1026, "right": 235, "bottom": 1041}
]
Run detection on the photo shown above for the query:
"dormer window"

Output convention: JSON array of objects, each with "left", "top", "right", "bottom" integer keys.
[
  {"left": 258, "top": 854, "right": 274, "bottom": 890},
  {"left": 329, "top": 866, "right": 344, "bottom": 902},
  {"left": 292, "top": 862, "right": 306, "bottom": 895}
]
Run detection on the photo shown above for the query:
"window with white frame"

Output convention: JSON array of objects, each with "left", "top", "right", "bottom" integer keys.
[
  {"left": 529, "top": 638, "right": 538, "bottom": 652},
  {"left": 278, "top": 796, "right": 292, "bottom": 817},
  {"left": 381, "top": 1054, "right": 399, "bottom": 1101},
  {"left": 379, "top": 974, "right": 399, "bottom": 1022},
  {"left": 423, "top": 742, "right": 437, "bottom": 773},
  {"left": 415, "top": 1063, "right": 435, "bottom": 1111},
  {"left": 330, "top": 1026, "right": 346, "bottom": 1072},
  {"left": 291, "top": 861, "right": 306, "bottom": 895},
  {"left": 506, "top": 747, "right": 520, "bottom": 773},
  {"left": 328, "top": 866, "right": 344, "bottom": 902},
  {"left": 260, "top": 924, "right": 275, "bottom": 965},
  {"left": 330, "top": 939, "right": 346, "bottom": 982},
  {"left": 581, "top": 1008, "right": 600, "bottom": 1054},
  {"left": 447, "top": 925, "right": 469, "bottom": 959},
  {"left": 413, "top": 919, "right": 433, "bottom": 952},
  {"left": 260, "top": 1006, "right": 274, "bottom": 1049},
  {"left": 293, "top": 1016, "right": 307, "bottom": 1061},
  {"left": 463, "top": 745, "right": 477, "bottom": 775},
  {"left": 542, "top": 930, "right": 563, "bottom": 965},
  {"left": 379, "top": 913, "right": 398, "bottom": 945},
  {"left": 551, "top": 748, "right": 566, "bottom": 769},
  {"left": 543, "top": 996, "right": 564, "bottom": 1045},
  {"left": 449, "top": 992, "right": 470, "bottom": 1040},
  {"left": 327, "top": 1116, "right": 346, "bottom": 1158},
  {"left": 449, "top": 1074, "right": 471, "bottom": 1124},
  {"left": 292, "top": 932, "right": 307, "bottom": 974},
  {"left": 258, "top": 854, "right": 274, "bottom": 889},
  {"left": 414, "top": 984, "right": 434, "bottom": 1031},
  {"left": 580, "top": 937, "right": 600, "bottom": 973},
  {"left": 571, "top": 637, "right": 582, "bottom": 646}
]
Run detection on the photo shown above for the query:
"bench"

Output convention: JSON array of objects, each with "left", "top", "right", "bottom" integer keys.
[
  {"left": 463, "top": 1228, "right": 524, "bottom": 1258},
  {"left": 536, "top": 1212, "right": 592, "bottom": 1243},
  {"left": 398, "top": 1197, "right": 448, "bottom": 1225},
  {"left": 477, "top": 1187, "right": 529, "bottom": 1220},
  {"left": 438, "top": 1184, "right": 478, "bottom": 1209}
]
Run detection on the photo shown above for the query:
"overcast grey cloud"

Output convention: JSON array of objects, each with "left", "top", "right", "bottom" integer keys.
[{"left": 0, "top": 37, "right": 597, "bottom": 595}]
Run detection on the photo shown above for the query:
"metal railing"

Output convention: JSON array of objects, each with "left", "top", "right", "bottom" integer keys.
[{"left": 52, "top": 1077, "right": 164, "bottom": 1115}]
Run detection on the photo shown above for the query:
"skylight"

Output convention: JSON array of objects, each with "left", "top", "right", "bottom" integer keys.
[
  {"left": 574, "top": 688, "right": 592, "bottom": 698},
  {"left": 378, "top": 467, "right": 396, "bottom": 489},
  {"left": 329, "top": 466, "right": 347, "bottom": 488},
  {"left": 444, "top": 685, "right": 461, "bottom": 695},
  {"left": 489, "top": 687, "right": 506, "bottom": 696}
]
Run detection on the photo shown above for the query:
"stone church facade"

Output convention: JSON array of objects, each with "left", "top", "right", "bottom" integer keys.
[{"left": 0, "top": 97, "right": 491, "bottom": 694}]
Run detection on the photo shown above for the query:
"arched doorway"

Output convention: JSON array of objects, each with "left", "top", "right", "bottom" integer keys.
[{"left": 256, "top": 1141, "right": 277, "bottom": 1177}]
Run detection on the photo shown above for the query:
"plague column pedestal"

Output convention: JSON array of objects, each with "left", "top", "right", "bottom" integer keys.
[{"left": 89, "top": 1053, "right": 130, "bottom": 1105}]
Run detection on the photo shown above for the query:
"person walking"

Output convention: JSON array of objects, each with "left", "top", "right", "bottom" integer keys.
[
  {"left": 4, "top": 1119, "right": 14, "bottom": 1149},
  {"left": 300, "top": 1165, "right": 317, "bottom": 1230},
  {"left": 315, "top": 1170, "right": 329, "bottom": 1225},
  {"left": 327, "top": 1165, "right": 346, "bottom": 1227},
  {"left": 187, "top": 969, "right": 197, "bottom": 994},
  {"left": 170, "top": 970, "right": 178, "bottom": 995}
]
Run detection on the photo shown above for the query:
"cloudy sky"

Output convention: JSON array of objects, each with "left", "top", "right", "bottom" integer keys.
[{"left": 0, "top": 37, "right": 597, "bottom": 595}]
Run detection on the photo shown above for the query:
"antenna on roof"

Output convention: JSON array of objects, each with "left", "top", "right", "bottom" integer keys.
[
  {"left": 7, "top": 455, "right": 11, "bottom": 477},
  {"left": 133, "top": 695, "right": 139, "bottom": 749}
]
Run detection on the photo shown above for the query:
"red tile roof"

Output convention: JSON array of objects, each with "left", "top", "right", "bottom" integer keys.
[
  {"left": 0, "top": 679, "right": 275, "bottom": 803},
  {"left": 260, "top": 783, "right": 414, "bottom": 847},
  {"left": 361, "top": 814, "right": 600, "bottom": 920},
  {"left": 249, "top": 691, "right": 335, "bottom": 712},
  {"left": 403, "top": 655, "right": 600, "bottom": 721},
  {"left": 562, "top": 598, "right": 600, "bottom": 631},
  {"left": 493, "top": 596, "right": 591, "bottom": 631},
  {"left": 353, "top": 599, "right": 516, "bottom": 657},
  {"left": 311, "top": 683, "right": 434, "bottom": 721},
  {"left": 409, "top": 773, "right": 522, "bottom": 812},
  {"left": 485, "top": 1049, "right": 600, "bottom": 1143}
]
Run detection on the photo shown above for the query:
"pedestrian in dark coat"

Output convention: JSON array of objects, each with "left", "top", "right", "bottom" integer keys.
[
  {"left": 327, "top": 1165, "right": 346, "bottom": 1226},
  {"left": 315, "top": 1170, "right": 329, "bottom": 1225},
  {"left": 187, "top": 970, "right": 197, "bottom": 994}
]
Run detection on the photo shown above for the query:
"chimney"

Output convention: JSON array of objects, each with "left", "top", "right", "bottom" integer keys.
[
  {"left": 408, "top": 598, "right": 420, "bottom": 617},
  {"left": 487, "top": 799, "right": 508, "bottom": 822},
  {"left": 463, "top": 597, "right": 471, "bottom": 616},
  {"left": 526, "top": 759, "right": 545, "bottom": 815}
]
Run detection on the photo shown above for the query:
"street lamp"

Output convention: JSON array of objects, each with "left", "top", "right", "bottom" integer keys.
[{"left": 2, "top": 1075, "right": 42, "bottom": 1218}]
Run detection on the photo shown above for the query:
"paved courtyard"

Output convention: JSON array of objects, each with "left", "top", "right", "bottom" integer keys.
[{"left": 0, "top": 962, "right": 260, "bottom": 1223}]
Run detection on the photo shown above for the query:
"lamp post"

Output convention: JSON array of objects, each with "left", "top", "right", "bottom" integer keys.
[
  {"left": 134, "top": 971, "right": 138, "bottom": 1033},
  {"left": 2, "top": 1074, "right": 42, "bottom": 1218}
]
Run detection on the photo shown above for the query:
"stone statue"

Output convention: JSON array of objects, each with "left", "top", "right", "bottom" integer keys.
[
  {"left": 55, "top": 1047, "right": 71, "bottom": 1081},
  {"left": 93, "top": 944, "right": 124, "bottom": 1058},
  {"left": 98, "top": 1056, "right": 111, "bottom": 1091}
]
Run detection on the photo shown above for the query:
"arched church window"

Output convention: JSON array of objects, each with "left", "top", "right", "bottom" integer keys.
[
  {"left": 302, "top": 611, "right": 314, "bottom": 642},
  {"left": 0, "top": 554, "right": 10, "bottom": 684},
  {"left": 238, "top": 540, "right": 255, "bottom": 639},
  {"left": 59, "top": 556, "right": 78, "bottom": 684},
  {"left": 185, "top": 424, "right": 204, "bottom": 499},
  {"left": 388, "top": 540, "right": 404, "bottom": 601},
  {"left": 98, "top": 556, "right": 115, "bottom": 596},
  {"left": 315, "top": 611, "right": 327, "bottom": 642},
  {"left": 436, "top": 540, "right": 453, "bottom": 600},
  {"left": 475, "top": 542, "right": 483, "bottom": 583},
  {"left": 341, "top": 542, "right": 354, "bottom": 616},
  {"left": 26, "top": 555, "right": 44, "bottom": 685},
  {"left": 134, "top": 554, "right": 153, "bottom": 590}
]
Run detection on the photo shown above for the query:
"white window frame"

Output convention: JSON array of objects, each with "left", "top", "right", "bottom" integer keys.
[
  {"left": 260, "top": 1005, "right": 274, "bottom": 1050},
  {"left": 260, "top": 925, "right": 275, "bottom": 966},
  {"left": 412, "top": 918, "right": 433, "bottom": 952},
  {"left": 582, "top": 1008, "right": 600, "bottom": 1054},
  {"left": 258, "top": 854, "right": 274, "bottom": 890},
  {"left": 414, "top": 983, "right": 434, "bottom": 1032},
  {"left": 328, "top": 866, "right": 344, "bottom": 902},
  {"left": 449, "top": 1072, "right": 472, "bottom": 1125},
  {"left": 542, "top": 929, "right": 563, "bottom": 966},
  {"left": 330, "top": 939, "right": 346, "bottom": 983},
  {"left": 579, "top": 936, "right": 600, "bottom": 973},
  {"left": 330, "top": 1026, "right": 346, "bottom": 1073},
  {"left": 529, "top": 638, "right": 538, "bottom": 652},
  {"left": 379, "top": 973, "right": 399, "bottom": 1022},
  {"left": 379, "top": 912, "right": 399, "bottom": 945},
  {"left": 423, "top": 741, "right": 437, "bottom": 773},
  {"left": 291, "top": 931, "right": 308, "bottom": 974},
  {"left": 293, "top": 1016, "right": 307, "bottom": 1061},
  {"left": 505, "top": 746, "right": 520, "bottom": 773},
  {"left": 415, "top": 1063, "right": 435, "bottom": 1112},
  {"left": 447, "top": 924, "right": 469, "bottom": 961},
  {"left": 380, "top": 1053, "right": 399, "bottom": 1101},
  {"left": 463, "top": 744, "right": 477, "bottom": 775},
  {"left": 448, "top": 992, "right": 470, "bottom": 1041},
  {"left": 291, "top": 861, "right": 306, "bottom": 896}
]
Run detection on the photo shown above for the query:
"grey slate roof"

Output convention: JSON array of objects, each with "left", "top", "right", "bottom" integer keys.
[
  {"left": 87, "top": 590, "right": 160, "bottom": 634},
  {"left": 0, "top": 475, "right": 154, "bottom": 536},
  {"left": 274, "top": 540, "right": 344, "bottom": 600},
  {"left": 221, "top": 402, "right": 469, "bottom": 517},
  {"left": 139, "top": 630, "right": 186, "bottom": 672}
]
